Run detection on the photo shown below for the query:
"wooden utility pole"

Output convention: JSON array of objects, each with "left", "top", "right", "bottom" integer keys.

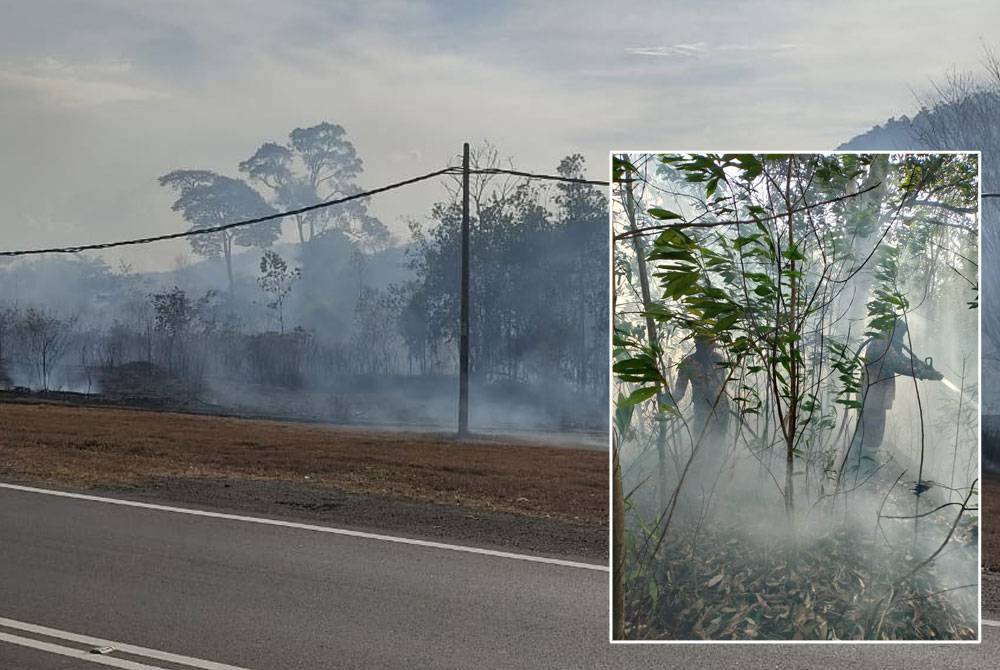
[{"left": 458, "top": 142, "right": 471, "bottom": 436}]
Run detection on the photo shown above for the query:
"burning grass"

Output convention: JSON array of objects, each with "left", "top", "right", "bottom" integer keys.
[{"left": 0, "top": 402, "right": 606, "bottom": 525}]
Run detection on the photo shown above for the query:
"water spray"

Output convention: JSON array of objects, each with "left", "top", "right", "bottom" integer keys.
[{"left": 940, "top": 377, "right": 961, "bottom": 395}]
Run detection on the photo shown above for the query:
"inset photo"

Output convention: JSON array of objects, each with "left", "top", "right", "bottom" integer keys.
[{"left": 611, "top": 152, "right": 980, "bottom": 641}]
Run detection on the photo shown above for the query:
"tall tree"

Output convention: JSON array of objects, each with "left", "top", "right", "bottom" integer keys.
[
  {"left": 240, "top": 122, "right": 389, "bottom": 250},
  {"left": 158, "top": 170, "right": 279, "bottom": 294}
]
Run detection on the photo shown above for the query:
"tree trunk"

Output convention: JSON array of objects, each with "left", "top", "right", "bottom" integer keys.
[
  {"left": 783, "top": 158, "right": 797, "bottom": 525},
  {"left": 612, "top": 443, "right": 626, "bottom": 640},
  {"left": 621, "top": 168, "right": 669, "bottom": 511},
  {"left": 223, "top": 234, "right": 235, "bottom": 295}
]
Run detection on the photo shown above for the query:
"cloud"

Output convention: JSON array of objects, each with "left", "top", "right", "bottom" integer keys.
[
  {"left": 0, "top": 0, "right": 998, "bottom": 272},
  {"left": 625, "top": 43, "right": 798, "bottom": 58},
  {"left": 0, "top": 57, "right": 167, "bottom": 107}
]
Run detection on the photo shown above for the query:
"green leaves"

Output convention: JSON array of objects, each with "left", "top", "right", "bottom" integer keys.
[
  {"left": 648, "top": 227, "right": 704, "bottom": 300},
  {"left": 613, "top": 354, "right": 664, "bottom": 384},
  {"left": 662, "top": 270, "right": 702, "bottom": 299},
  {"left": 864, "top": 244, "right": 908, "bottom": 338},
  {"left": 733, "top": 234, "right": 761, "bottom": 250},
  {"left": 619, "top": 385, "right": 659, "bottom": 407},
  {"left": 782, "top": 244, "right": 806, "bottom": 262},
  {"left": 658, "top": 153, "right": 731, "bottom": 200},
  {"left": 612, "top": 155, "right": 637, "bottom": 183},
  {"left": 705, "top": 177, "right": 719, "bottom": 199},
  {"left": 733, "top": 154, "right": 764, "bottom": 182},
  {"left": 639, "top": 303, "right": 673, "bottom": 321},
  {"left": 829, "top": 339, "right": 863, "bottom": 410},
  {"left": 648, "top": 207, "right": 684, "bottom": 221},
  {"left": 613, "top": 394, "right": 636, "bottom": 438}
]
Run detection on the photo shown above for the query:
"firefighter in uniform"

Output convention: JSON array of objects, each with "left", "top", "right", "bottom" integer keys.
[
  {"left": 673, "top": 335, "right": 730, "bottom": 445},
  {"left": 849, "top": 318, "right": 942, "bottom": 476}
]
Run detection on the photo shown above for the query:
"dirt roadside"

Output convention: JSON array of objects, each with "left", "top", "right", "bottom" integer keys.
[
  {"left": 983, "top": 470, "right": 999, "bottom": 572},
  {"left": 0, "top": 402, "right": 608, "bottom": 560}
]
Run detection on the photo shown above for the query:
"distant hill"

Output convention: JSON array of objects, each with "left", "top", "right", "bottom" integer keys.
[
  {"left": 838, "top": 115, "right": 928, "bottom": 151},
  {"left": 840, "top": 90, "right": 1000, "bottom": 161}
]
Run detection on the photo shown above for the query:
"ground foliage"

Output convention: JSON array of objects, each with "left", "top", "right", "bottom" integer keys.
[{"left": 624, "top": 506, "right": 977, "bottom": 641}]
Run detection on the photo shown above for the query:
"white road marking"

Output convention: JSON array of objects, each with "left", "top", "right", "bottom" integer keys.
[
  {"left": 985, "top": 619, "right": 1000, "bottom": 627},
  {"left": 0, "top": 632, "right": 166, "bottom": 669},
  {"left": 0, "top": 617, "right": 249, "bottom": 669},
  {"left": 0, "top": 620, "right": 253, "bottom": 669},
  {"left": 0, "top": 482, "right": 608, "bottom": 572}
]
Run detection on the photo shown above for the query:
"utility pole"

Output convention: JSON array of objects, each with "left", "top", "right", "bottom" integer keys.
[{"left": 458, "top": 142, "right": 471, "bottom": 436}]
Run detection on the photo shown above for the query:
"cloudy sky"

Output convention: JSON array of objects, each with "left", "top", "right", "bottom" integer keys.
[{"left": 0, "top": 0, "right": 997, "bottom": 269}]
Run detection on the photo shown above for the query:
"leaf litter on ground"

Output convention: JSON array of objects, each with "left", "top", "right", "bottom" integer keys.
[{"left": 623, "top": 510, "right": 976, "bottom": 641}]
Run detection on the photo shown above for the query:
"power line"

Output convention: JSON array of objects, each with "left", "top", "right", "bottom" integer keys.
[
  {"left": 465, "top": 167, "right": 609, "bottom": 187},
  {"left": 0, "top": 165, "right": 609, "bottom": 258},
  {"left": 615, "top": 182, "right": 883, "bottom": 240},
  {"left": 0, "top": 167, "right": 455, "bottom": 257},
  {"left": 6, "top": 165, "right": 977, "bottom": 257}
]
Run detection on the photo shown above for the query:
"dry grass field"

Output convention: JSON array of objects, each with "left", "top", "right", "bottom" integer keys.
[{"left": 0, "top": 402, "right": 607, "bottom": 525}]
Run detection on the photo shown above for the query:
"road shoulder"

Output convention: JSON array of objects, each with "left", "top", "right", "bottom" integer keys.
[{"left": 0, "top": 473, "right": 608, "bottom": 563}]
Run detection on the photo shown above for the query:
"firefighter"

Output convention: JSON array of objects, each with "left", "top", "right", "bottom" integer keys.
[
  {"left": 673, "top": 335, "right": 730, "bottom": 444},
  {"left": 849, "top": 318, "right": 942, "bottom": 476}
]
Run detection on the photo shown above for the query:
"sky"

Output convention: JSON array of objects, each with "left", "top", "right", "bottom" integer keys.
[{"left": 0, "top": 0, "right": 997, "bottom": 270}]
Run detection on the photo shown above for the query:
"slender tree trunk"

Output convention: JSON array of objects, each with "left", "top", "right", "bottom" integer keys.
[
  {"left": 223, "top": 235, "right": 235, "bottom": 295},
  {"left": 783, "top": 158, "right": 797, "bottom": 524},
  {"left": 611, "top": 178, "right": 626, "bottom": 641},
  {"left": 621, "top": 166, "right": 669, "bottom": 511},
  {"left": 296, "top": 215, "right": 306, "bottom": 246},
  {"left": 613, "top": 440, "right": 626, "bottom": 640}
]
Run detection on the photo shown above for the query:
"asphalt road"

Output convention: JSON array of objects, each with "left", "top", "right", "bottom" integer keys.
[{"left": 0, "top": 485, "right": 995, "bottom": 669}]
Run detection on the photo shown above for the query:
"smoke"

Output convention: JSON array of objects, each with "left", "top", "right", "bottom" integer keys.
[{"left": 0, "top": 156, "right": 609, "bottom": 439}]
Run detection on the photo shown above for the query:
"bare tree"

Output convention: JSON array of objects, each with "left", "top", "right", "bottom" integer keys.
[
  {"left": 19, "top": 308, "right": 73, "bottom": 390},
  {"left": 0, "top": 305, "right": 17, "bottom": 388}
]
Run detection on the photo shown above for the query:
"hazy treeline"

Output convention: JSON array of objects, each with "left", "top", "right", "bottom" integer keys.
[{"left": 0, "top": 130, "right": 608, "bottom": 431}]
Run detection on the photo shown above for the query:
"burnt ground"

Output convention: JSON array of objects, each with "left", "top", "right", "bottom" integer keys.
[{"left": 0, "top": 402, "right": 608, "bottom": 561}]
